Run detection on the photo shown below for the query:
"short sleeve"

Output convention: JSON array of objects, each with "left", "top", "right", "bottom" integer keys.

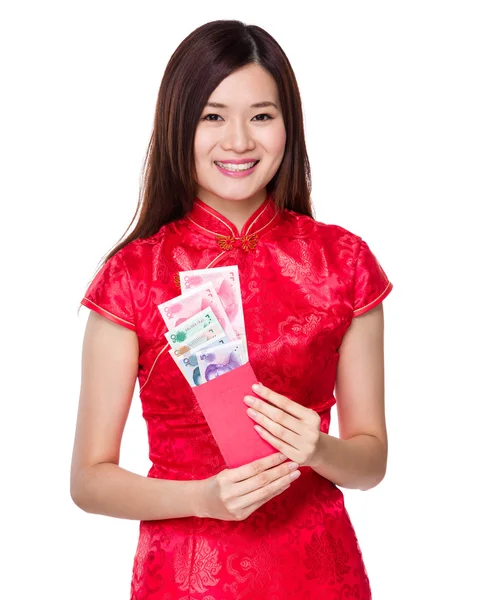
[
  {"left": 353, "top": 238, "right": 393, "bottom": 317},
  {"left": 80, "top": 252, "right": 137, "bottom": 332}
]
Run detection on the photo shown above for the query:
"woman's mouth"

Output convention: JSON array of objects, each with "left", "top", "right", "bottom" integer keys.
[{"left": 214, "top": 160, "right": 260, "bottom": 178}]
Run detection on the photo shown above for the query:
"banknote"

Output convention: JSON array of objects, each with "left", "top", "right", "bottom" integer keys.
[
  {"left": 158, "top": 281, "right": 236, "bottom": 340},
  {"left": 170, "top": 324, "right": 227, "bottom": 357},
  {"left": 164, "top": 307, "right": 224, "bottom": 351},
  {"left": 178, "top": 266, "right": 246, "bottom": 343},
  {"left": 170, "top": 335, "right": 231, "bottom": 387},
  {"left": 195, "top": 339, "right": 247, "bottom": 384}
]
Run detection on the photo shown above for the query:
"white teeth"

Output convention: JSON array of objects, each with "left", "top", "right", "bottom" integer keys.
[{"left": 214, "top": 161, "right": 258, "bottom": 172}]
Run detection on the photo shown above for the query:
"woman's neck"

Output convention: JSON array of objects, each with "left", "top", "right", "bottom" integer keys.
[{"left": 195, "top": 190, "right": 267, "bottom": 235}]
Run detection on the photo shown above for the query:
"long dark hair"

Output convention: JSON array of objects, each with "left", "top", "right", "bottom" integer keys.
[{"left": 102, "top": 19, "right": 314, "bottom": 264}]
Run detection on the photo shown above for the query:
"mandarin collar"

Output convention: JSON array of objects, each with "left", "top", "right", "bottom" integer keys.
[{"left": 184, "top": 193, "right": 281, "bottom": 252}]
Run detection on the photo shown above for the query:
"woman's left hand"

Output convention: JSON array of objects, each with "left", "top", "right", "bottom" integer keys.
[{"left": 244, "top": 382, "right": 322, "bottom": 468}]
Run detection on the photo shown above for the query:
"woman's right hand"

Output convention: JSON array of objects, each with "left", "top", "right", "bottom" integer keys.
[{"left": 197, "top": 452, "right": 301, "bottom": 521}]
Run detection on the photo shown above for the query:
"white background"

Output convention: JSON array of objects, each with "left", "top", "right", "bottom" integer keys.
[{"left": 2, "top": 1, "right": 482, "bottom": 598}]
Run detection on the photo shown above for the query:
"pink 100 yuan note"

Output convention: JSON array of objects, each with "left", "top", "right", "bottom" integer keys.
[
  {"left": 178, "top": 265, "right": 246, "bottom": 343},
  {"left": 158, "top": 281, "right": 237, "bottom": 340}
]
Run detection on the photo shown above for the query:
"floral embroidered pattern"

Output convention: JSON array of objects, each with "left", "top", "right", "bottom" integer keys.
[
  {"left": 225, "top": 539, "right": 283, "bottom": 597},
  {"left": 304, "top": 530, "right": 351, "bottom": 585},
  {"left": 131, "top": 530, "right": 166, "bottom": 597},
  {"left": 174, "top": 537, "right": 222, "bottom": 593}
]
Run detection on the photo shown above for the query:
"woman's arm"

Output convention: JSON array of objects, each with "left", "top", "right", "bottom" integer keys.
[
  {"left": 310, "top": 303, "right": 388, "bottom": 491},
  {"left": 71, "top": 463, "right": 203, "bottom": 520},
  {"left": 70, "top": 312, "right": 204, "bottom": 520}
]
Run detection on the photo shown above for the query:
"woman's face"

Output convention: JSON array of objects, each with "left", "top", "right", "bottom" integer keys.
[{"left": 194, "top": 63, "right": 286, "bottom": 205}]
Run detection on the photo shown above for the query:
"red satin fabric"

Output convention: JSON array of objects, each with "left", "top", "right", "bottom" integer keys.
[{"left": 80, "top": 193, "right": 393, "bottom": 599}]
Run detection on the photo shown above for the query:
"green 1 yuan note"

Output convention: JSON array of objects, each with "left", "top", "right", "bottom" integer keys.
[{"left": 164, "top": 307, "right": 225, "bottom": 351}]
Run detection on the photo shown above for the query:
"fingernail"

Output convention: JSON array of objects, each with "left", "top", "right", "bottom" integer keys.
[
  {"left": 279, "top": 453, "right": 286, "bottom": 460},
  {"left": 288, "top": 462, "right": 299, "bottom": 471},
  {"left": 252, "top": 383, "right": 261, "bottom": 392},
  {"left": 289, "top": 470, "right": 301, "bottom": 480},
  {"left": 243, "top": 396, "right": 254, "bottom": 405}
]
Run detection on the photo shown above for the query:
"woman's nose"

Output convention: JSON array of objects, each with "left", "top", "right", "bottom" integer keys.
[{"left": 221, "top": 119, "right": 255, "bottom": 152}]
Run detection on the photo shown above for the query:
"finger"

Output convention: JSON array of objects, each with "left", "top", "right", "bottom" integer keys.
[
  {"left": 244, "top": 396, "right": 304, "bottom": 435},
  {"left": 235, "top": 460, "right": 299, "bottom": 496},
  {"left": 246, "top": 408, "right": 302, "bottom": 446},
  {"left": 229, "top": 451, "right": 286, "bottom": 484},
  {"left": 254, "top": 424, "right": 302, "bottom": 462},
  {"left": 240, "top": 483, "right": 291, "bottom": 517},
  {"left": 251, "top": 382, "right": 307, "bottom": 419},
  {"left": 235, "top": 470, "right": 298, "bottom": 511}
]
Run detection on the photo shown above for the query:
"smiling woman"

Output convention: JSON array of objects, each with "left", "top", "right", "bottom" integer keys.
[
  {"left": 194, "top": 63, "right": 286, "bottom": 214},
  {"left": 73, "top": 18, "right": 393, "bottom": 600}
]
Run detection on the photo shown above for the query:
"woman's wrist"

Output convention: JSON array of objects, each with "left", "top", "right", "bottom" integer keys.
[
  {"left": 151, "top": 477, "right": 210, "bottom": 520},
  {"left": 191, "top": 477, "right": 211, "bottom": 519}
]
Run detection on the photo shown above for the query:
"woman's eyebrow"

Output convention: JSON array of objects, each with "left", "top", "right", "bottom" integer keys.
[{"left": 205, "top": 101, "right": 279, "bottom": 110}]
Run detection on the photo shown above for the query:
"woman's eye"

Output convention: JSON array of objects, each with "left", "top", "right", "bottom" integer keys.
[
  {"left": 202, "top": 114, "right": 222, "bottom": 121},
  {"left": 201, "top": 113, "right": 274, "bottom": 122}
]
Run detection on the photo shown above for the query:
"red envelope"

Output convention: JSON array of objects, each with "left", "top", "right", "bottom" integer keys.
[{"left": 192, "top": 361, "right": 278, "bottom": 468}]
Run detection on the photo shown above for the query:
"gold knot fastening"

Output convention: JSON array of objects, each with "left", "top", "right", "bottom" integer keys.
[{"left": 216, "top": 233, "right": 259, "bottom": 252}]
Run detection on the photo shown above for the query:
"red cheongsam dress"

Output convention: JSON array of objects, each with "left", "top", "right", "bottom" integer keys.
[{"left": 80, "top": 193, "right": 393, "bottom": 600}]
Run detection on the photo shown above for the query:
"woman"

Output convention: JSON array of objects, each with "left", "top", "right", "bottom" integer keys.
[{"left": 71, "top": 19, "right": 393, "bottom": 599}]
